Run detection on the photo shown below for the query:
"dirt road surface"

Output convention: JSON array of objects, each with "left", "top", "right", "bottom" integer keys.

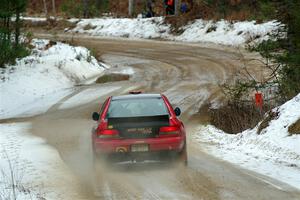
[{"left": 16, "top": 35, "right": 300, "bottom": 199}]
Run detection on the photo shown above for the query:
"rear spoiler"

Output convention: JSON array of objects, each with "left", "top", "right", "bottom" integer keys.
[{"left": 108, "top": 115, "right": 169, "bottom": 128}]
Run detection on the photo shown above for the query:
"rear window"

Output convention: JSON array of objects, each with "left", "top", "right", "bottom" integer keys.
[{"left": 107, "top": 97, "right": 169, "bottom": 118}]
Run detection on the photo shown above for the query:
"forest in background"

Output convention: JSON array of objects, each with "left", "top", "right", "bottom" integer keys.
[{"left": 26, "top": 0, "right": 278, "bottom": 21}]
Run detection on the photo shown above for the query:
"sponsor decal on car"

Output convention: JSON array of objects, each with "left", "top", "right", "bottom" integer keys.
[{"left": 116, "top": 147, "right": 128, "bottom": 153}]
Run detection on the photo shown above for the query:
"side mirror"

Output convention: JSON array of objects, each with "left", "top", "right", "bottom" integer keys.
[
  {"left": 92, "top": 112, "right": 100, "bottom": 121},
  {"left": 174, "top": 107, "right": 181, "bottom": 116}
]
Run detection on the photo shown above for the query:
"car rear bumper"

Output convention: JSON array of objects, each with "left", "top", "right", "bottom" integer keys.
[{"left": 93, "top": 135, "right": 185, "bottom": 155}]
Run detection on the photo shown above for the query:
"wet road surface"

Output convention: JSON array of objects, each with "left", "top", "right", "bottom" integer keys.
[{"left": 19, "top": 35, "right": 300, "bottom": 199}]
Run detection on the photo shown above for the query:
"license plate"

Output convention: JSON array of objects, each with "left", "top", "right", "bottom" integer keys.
[
  {"left": 131, "top": 144, "right": 149, "bottom": 152},
  {"left": 127, "top": 128, "right": 153, "bottom": 134}
]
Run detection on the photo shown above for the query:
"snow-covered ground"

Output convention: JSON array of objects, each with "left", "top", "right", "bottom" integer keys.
[
  {"left": 0, "top": 39, "right": 105, "bottom": 119},
  {"left": 67, "top": 17, "right": 281, "bottom": 46},
  {"left": 195, "top": 93, "right": 300, "bottom": 189},
  {"left": 0, "top": 39, "right": 127, "bottom": 199},
  {"left": 70, "top": 17, "right": 170, "bottom": 40},
  {"left": 22, "top": 16, "right": 281, "bottom": 46},
  {"left": 175, "top": 19, "right": 280, "bottom": 45},
  {"left": 0, "top": 123, "right": 82, "bottom": 200}
]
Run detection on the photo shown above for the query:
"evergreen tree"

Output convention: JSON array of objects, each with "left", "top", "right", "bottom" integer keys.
[
  {"left": 275, "top": 0, "right": 300, "bottom": 99},
  {"left": 251, "top": 0, "right": 300, "bottom": 100},
  {"left": 0, "top": 0, "right": 28, "bottom": 68}
]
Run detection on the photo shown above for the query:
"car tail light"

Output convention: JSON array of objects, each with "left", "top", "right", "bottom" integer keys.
[
  {"left": 159, "top": 126, "right": 180, "bottom": 134},
  {"left": 159, "top": 118, "right": 181, "bottom": 136},
  {"left": 97, "top": 120, "right": 119, "bottom": 139}
]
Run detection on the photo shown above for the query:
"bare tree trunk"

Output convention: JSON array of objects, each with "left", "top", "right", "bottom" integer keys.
[
  {"left": 128, "top": 0, "right": 134, "bottom": 17},
  {"left": 15, "top": 8, "right": 20, "bottom": 47},
  {"left": 175, "top": 0, "right": 180, "bottom": 16},
  {"left": 52, "top": 0, "right": 56, "bottom": 19},
  {"left": 42, "top": 0, "right": 48, "bottom": 19},
  {"left": 82, "top": 0, "right": 90, "bottom": 18},
  {"left": 6, "top": 17, "right": 11, "bottom": 41}
]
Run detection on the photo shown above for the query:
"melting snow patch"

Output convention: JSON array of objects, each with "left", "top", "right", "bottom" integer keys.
[{"left": 0, "top": 123, "right": 81, "bottom": 200}]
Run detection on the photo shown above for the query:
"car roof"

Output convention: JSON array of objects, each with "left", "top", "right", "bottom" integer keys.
[{"left": 112, "top": 93, "right": 162, "bottom": 100}]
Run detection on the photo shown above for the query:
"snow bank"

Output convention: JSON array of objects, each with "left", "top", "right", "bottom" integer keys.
[
  {"left": 68, "top": 17, "right": 281, "bottom": 46},
  {"left": 195, "top": 93, "right": 300, "bottom": 189},
  {"left": 0, "top": 123, "right": 82, "bottom": 200},
  {"left": 71, "top": 17, "right": 170, "bottom": 39},
  {"left": 0, "top": 39, "right": 105, "bottom": 119},
  {"left": 22, "top": 17, "right": 47, "bottom": 22},
  {"left": 176, "top": 19, "right": 280, "bottom": 46}
]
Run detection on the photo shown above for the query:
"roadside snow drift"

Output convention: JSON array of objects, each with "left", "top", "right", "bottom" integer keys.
[
  {"left": 195, "top": 93, "right": 300, "bottom": 189},
  {"left": 70, "top": 17, "right": 170, "bottom": 39},
  {"left": 175, "top": 19, "right": 280, "bottom": 45},
  {"left": 69, "top": 17, "right": 281, "bottom": 46},
  {"left": 0, "top": 39, "right": 105, "bottom": 119}
]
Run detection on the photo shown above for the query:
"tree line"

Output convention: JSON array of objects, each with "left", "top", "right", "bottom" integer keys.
[
  {"left": 1, "top": 0, "right": 299, "bottom": 99},
  {"left": 0, "top": 0, "right": 29, "bottom": 68},
  {"left": 271, "top": 0, "right": 300, "bottom": 99}
]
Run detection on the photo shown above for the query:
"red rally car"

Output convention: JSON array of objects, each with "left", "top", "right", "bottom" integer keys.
[{"left": 91, "top": 93, "right": 187, "bottom": 165}]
